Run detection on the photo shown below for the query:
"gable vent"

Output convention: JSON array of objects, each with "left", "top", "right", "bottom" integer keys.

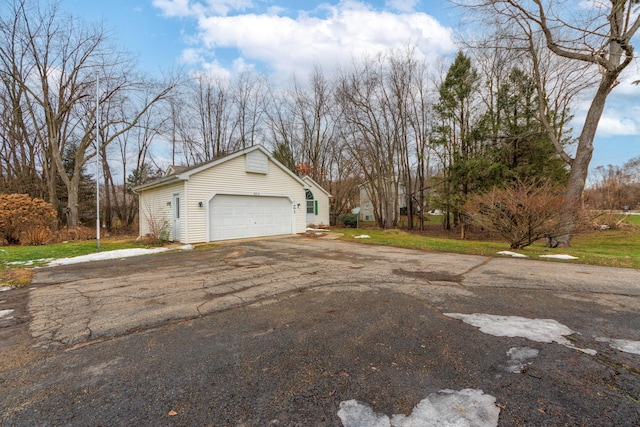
[{"left": 246, "top": 150, "right": 268, "bottom": 174}]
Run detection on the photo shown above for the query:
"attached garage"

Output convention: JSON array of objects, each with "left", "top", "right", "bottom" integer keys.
[
  {"left": 208, "top": 194, "right": 294, "bottom": 241},
  {"left": 134, "top": 145, "right": 328, "bottom": 244}
]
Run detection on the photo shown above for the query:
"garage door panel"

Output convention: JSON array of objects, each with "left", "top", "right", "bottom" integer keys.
[{"left": 209, "top": 195, "right": 293, "bottom": 241}]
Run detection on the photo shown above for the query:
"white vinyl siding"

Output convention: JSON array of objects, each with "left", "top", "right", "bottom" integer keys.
[
  {"left": 303, "top": 177, "right": 331, "bottom": 226},
  {"left": 185, "top": 154, "right": 305, "bottom": 243},
  {"left": 138, "top": 182, "right": 184, "bottom": 242}
]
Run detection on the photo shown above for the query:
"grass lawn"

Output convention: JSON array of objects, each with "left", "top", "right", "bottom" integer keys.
[
  {"left": 625, "top": 214, "right": 640, "bottom": 226},
  {"left": 1, "top": 238, "right": 150, "bottom": 267},
  {"left": 337, "top": 220, "right": 640, "bottom": 269}
]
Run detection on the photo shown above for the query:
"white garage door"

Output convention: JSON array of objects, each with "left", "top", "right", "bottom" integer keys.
[{"left": 209, "top": 195, "right": 293, "bottom": 241}]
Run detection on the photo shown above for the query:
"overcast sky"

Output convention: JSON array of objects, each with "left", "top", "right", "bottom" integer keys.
[{"left": 61, "top": 0, "right": 640, "bottom": 170}]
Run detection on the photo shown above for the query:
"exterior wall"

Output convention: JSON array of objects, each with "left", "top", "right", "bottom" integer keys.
[
  {"left": 303, "top": 178, "right": 331, "bottom": 226},
  {"left": 359, "top": 187, "right": 375, "bottom": 221},
  {"left": 138, "top": 181, "right": 185, "bottom": 242},
  {"left": 184, "top": 154, "right": 306, "bottom": 243},
  {"left": 358, "top": 183, "right": 406, "bottom": 222}
]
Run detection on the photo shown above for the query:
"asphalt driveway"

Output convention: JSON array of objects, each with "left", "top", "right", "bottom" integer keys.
[{"left": 1, "top": 236, "right": 639, "bottom": 426}]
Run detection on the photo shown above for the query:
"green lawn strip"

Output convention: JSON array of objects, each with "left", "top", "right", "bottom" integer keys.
[
  {"left": 625, "top": 215, "right": 640, "bottom": 226},
  {"left": 337, "top": 227, "right": 640, "bottom": 269},
  {"left": 1, "top": 239, "right": 150, "bottom": 269}
]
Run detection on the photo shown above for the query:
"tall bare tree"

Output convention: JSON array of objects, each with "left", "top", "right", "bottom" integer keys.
[
  {"left": 291, "top": 66, "right": 338, "bottom": 186},
  {"left": 461, "top": 0, "right": 640, "bottom": 246},
  {"left": 337, "top": 53, "right": 405, "bottom": 229},
  {"left": 0, "top": 0, "right": 176, "bottom": 227}
]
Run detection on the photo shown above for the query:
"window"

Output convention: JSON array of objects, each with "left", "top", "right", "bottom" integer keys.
[{"left": 306, "top": 190, "right": 314, "bottom": 215}]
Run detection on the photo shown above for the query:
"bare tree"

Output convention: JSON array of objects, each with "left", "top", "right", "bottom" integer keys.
[
  {"left": 337, "top": 53, "right": 404, "bottom": 229},
  {"left": 0, "top": 0, "right": 176, "bottom": 227},
  {"left": 586, "top": 156, "right": 640, "bottom": 210},
  {"left": 230, "top": 69, "right": 269, "bottom": 149},
  {"left": 461, "top": 0, "right": 640, "bottom": 246},
  {"left": 290, "top": 66, "right": 338, "bottom": 186}
]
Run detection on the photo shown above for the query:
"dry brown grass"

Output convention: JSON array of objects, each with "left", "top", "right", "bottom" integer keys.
[{"left": 2, "top": 269, "right": 34, "bottom": 287}]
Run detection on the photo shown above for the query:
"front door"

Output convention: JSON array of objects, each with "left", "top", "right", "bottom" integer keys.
[
  {"left": 306, "top": 190, "right": 315, "bottom": 224},
  {"left": 172, "top": 193, "right": 181, "bottom": 242}
]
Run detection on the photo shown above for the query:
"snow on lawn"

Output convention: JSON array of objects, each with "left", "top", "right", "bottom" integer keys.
[
  {"left": 338, "top": 389, "right": 500, "bottom": 427},
  {"left": 45, "top": 245, "right": 194, "bottom": 267},
  {"left": 0, "top": 309, "right": 14, "bottom": 319},
  {"left": 354, "top": 235, "right": 371, "bottom": 239},
  {"left": 444, "top": 313, "right": 596, "bottom": 355},
  {"left": 497, "top": 251, "right": 528, "bottom": 258},
  {"left": 540, "top": 254, "right": 579, "bottom": 260}
]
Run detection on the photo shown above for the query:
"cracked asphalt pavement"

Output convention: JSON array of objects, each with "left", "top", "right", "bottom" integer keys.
[{"left": 1, "top": 235, "right": 639, "bottom": 426}]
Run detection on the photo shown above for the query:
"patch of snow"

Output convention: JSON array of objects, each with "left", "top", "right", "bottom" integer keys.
[
  {"left": 6, "top": 259, "right": 54, "bottom": 266},
  {"left": 338, "top": 389, "right": 500, "bottom": 427},
  {"left": 540, "top": 254, "right": 579, "bottom": 260},
  {"left": 597, "top": 337, "right": 640, "bottom": 355},
  {"left": 0, "top": 309, "right": 14, "bottom": 319},
  {"left": 46, "top": 245, "right": 193, "bottom": 267},
  {"left": 0, "top": 286, "right": 12, "bottom": 292},
  {"left": 354, "top": 235, "right": 371, "bottom": 239},
  {"left": 306, "top": 228, "right": 329, "bottom": 232},
  {"left": 610, "top": 339, "right": 640, "bottom": 355},
  {"left": 444, "top": 313, "right": 596, "bottom": 355},
  {"left": 505, "top": 347, "right": 539, "bottom": 373},
  {"left": 497, "top": 251, "right": 528, "bottom": 258},
  {"left": 338, "top": 401, "right": 390, "bottom": 427}
]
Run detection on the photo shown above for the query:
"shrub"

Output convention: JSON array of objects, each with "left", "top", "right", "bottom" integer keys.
[
  {"left": 0, "top": 194, "right": 57, "bottom": 246},
  {"left": 464, "top": 181, "right": 565, "bottom": 249},
  {"left": 142, "top": 201, "right": 170, "bottom": 244},
  {"left": 20, "top": 226, "right": 55, "bottom": 246},
  {"left": 57, "top": 226, "right": 95, "bottom": 242},
  {"left": 337, "top": 213, "right": 358, "bottom": 228},
  {"left": 591, "top": 210, "right": 629, "bottom": 230}
]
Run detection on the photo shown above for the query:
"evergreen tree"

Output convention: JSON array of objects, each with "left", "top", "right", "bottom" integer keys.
[
  {"left": 433, "top": 51, "right": 482, "bottom": 233},
  {"left": 490, "top": 68, "right": 569, "bottom": 185}
]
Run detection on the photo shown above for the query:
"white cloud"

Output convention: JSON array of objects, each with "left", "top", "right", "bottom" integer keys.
[
  {"left": 181, "top": 47, "right": 203, "bottom": 64},
  {"left": 153, "top": 0, "right": 194, "bottom": 17},
  {"left": 614, "top": 73, "right": 640, "bottom": 96},
  {"left": 192, "top": 2, "right": 455, "bottom": 77},
  {"left": 153, "top": 0, "right": 253, "bottom": 17},
  {"left": 386, "top": 0, "right": 419, "bottom": 13},
  {"left": 595, "top": 113, "right": 639, "bottom": 138}
]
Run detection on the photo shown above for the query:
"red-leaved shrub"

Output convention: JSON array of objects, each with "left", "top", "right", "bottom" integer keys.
[
  {"left": 0, "top": 194, "right": 57, "bottom": 245},
  {"left": 464, "top": 181, "right": 566, "bottom": 249}
]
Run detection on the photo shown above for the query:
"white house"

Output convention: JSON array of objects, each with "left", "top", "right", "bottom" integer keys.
[
  {"left": 358, "top": 180, "right": 406, "bottom": 222},
  {"left": 134, "top": 145, "right": 330, "bottom": 243},
  {"left": 302, "top": 175, "right": 332, "bottom": 227}
]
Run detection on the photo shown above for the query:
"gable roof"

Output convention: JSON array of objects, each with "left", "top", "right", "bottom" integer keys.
[
  {"left": 301, "top": 175, "right": 332, "bottom": 198},
  {"left": 166, "top": 165, "right": 188, "bottom": 176},
  {"left": 133, "top": 145, "right": 309, "bottom": 193}
]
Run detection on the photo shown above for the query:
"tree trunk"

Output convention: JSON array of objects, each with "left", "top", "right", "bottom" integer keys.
[
  {"left": 546, "top": 76, "right": 615, "bottom": 247},
  {"left": 66, "top": 185, "right": 80, "bottom": 228}
]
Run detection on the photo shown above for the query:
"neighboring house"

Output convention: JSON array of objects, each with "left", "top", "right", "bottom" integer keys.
[
  {"left": 301, "top": 175, "right": 332, "bottom": 227},
  {"left": 358, "top": 180, "right": 406, "bottom": 222},
  {"left": 134, "top": 145, "right": 328, "bottom": 243}
]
